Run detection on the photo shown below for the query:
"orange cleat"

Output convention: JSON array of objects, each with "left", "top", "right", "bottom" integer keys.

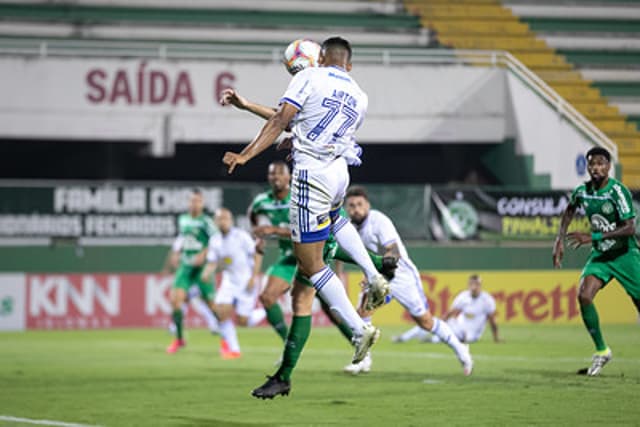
[
  {"left": 166, "top": 338, "right": 186, "bottom": 354},
  {"left": 221, "top": 350, "right": 242, "bottom": 360}
]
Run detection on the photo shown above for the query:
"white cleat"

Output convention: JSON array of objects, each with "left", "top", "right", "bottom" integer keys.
[
  {"left": 459, "top": 344, "right": 473, "bottom": 376},
  {"left": 344, "top": 352, "right": 372, "bottom": 375},
  {"left": 587, "top": 348, "right": 612, "bottom": 376},
  {"left": 352, "top": 324, "right": 380, "bottom": 364}
]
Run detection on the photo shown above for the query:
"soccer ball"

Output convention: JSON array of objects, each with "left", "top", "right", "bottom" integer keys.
[{"left": 283, "top": 39, "right": 321, "bottom": 75}]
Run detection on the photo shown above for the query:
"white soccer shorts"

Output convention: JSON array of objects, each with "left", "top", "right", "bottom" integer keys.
[
  {"left": 357, "top": 263, "right": 429, "bottom": 317},
  {"left": 290, "top": 156, "right": 350, "bottom": 243},
  {"left": 214, "top": 274, "right": 259, "bottom": 318},
  {"left": 389, "top": 265, "right": 429, "bottom": 318}
]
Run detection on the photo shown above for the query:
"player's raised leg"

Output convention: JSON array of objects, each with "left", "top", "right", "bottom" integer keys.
[{"left": 331, "top": 215, "right": 389, "bottom": 295}]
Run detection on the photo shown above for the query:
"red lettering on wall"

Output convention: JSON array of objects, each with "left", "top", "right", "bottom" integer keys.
[
  {"left": 523, "top": 290, "right": 548, "bottom": 322},
  {"left": 86, "top": 69, "right": 106, "bottom": 103},
  {"left": 215, "top": 72, "right": 235, "bottom": 102},
  {"left": 110, "top": 70, "right": 132, "bottom": 104},
  {"left": 172, "top": 71, "right": 194, "bottom": 105}
]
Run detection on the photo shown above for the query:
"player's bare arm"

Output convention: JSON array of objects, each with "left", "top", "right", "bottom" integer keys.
[
  {"left": 219, "top": 88, "right": 277, "bottom": 121},
  {"left": 383, "top": 242, "right": 401, "bottom": 263},
  {"left": 567, "top": 218, "right": 636, "bottom": 249},
  {"left": 222, "top": 102, "right": 299, "bottom": 174},
  {"left": 443, "top": 308, "right": 462, "bottom": 321},
  {"left": 191, "top": 248, "right": 208, "bottom": 267},
  {"left": 553, "top": 203, "right": 577, "bottom": 268},
  {"left": 488, "top": 313, "right": 501, "bottom": 343},
  {"left": 253, "top": 225, "right": 291, "bottom": 239},
  {"left": 162, "top": 250, "right": 180, "bottom": 274},
  {"left": 201, "top": 261, "right": 217, "bottom": 283}
]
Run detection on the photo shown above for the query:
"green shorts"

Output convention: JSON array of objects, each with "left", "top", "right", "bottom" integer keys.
[
  {"left": 265, "top": 243, "right": 339, "bottom": 288},
  {"left": 265, "top": 255, "right": 297, "bottom": 284},
  {"left": 174, "top": 265, "right": 215, "bottom": 302},
  {"left": 582, "top": 247, "right": 640, "bottom": 300}
]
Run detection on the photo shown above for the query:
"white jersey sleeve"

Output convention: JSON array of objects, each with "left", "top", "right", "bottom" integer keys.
[
  {"left": 171, "top": 235, "right": 184, "bottom": 253},
  {"left": 241, "top": 230, "right": 256, "bottom": 257},
  {"left": 206, "top": 236, "right": 220, "bottom": 263},
  {"left": 374, "top": 212, "right": 400, "bottom": 248},
  {"left": 484, "top": 293, "right": 497, "bottom": 315},
  {"left": 280, "top": 68, "right": 314, "bottom": 111}
]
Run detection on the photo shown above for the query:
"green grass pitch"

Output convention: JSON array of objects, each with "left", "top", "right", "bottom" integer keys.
[{"left": 1, "top": 324, "right": 639, "bottom": 426}]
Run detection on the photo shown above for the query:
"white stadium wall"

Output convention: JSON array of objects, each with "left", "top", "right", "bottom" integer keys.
[
  {"left": 505, "top": 73, "right": 596, "bottom": 189},
  {"left": 0, "top": 56, "right": 599, "bottom": 187}
]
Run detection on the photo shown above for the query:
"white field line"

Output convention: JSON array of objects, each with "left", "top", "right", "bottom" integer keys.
[
  {"left": 242, "top": 347, "right": 640, "bottom": 365},
  {"left": 0, "top": 415, "right": 101, "bottom": 427}
]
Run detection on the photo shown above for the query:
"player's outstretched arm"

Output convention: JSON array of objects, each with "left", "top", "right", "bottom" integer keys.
[
  {"left": 222, "top": 102, "right": 299, "bottom": 174},
  {"left": 553, "top": 203, "right": 577, "bottom": 268},
  {"left": 219, "top": 88, "right": 277, "bottom": 121}
]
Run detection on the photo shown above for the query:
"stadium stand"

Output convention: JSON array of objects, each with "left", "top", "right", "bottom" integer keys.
[
  {"left": 406, "top": 0, "right": 640, "bottom": 187},
  {"left": 0, "top": 1, "right": 430, "bottom": 49}
]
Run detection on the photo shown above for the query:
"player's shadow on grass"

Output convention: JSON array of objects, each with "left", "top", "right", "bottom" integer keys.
[{"left": 172, "top": 415, "right": 277, "bottom": 427}]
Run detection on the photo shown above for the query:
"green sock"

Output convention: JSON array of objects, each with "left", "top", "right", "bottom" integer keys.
[
  {"left": 320, "top": 299, "right": 353, "bottom": 342},
  {"left": 334, "top": 246, "right": 383, "bottom": 271},
  {"left": 172, "top": 309, "right": 183, "bottom": 340},
  {"left": 580, "top": 303, "right": 607, "bottom": 352},
  {"left": 265, "top": 303, "right": 288, "bottom": 341},
  {"left": 275, "top": 315, "right": 311, "bottom": 382}
]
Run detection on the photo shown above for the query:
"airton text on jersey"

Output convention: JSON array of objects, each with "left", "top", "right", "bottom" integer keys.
[{"left": 331, "top": 89, "right": 358, "bottom": 108}]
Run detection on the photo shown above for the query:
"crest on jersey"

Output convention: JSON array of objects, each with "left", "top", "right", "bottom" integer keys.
[{"left": 601, "top": 202, "right": 614, "bottom": 215}]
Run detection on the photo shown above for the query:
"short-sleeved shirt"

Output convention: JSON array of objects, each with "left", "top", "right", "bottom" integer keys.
[
  {"left": 451, "top": 290, "right": 496, "bottom": 339},
  {"left": 249, "top": 190, "right": 293, "bottom": 257},
  {"left": 355, "top": 209, "right": 419, "bottom": 280},
  {"left": 280, "top": 66, "right": 368, "bottom": 168},
  {"left": 570, "top": 178, "right": 637, "bottom": 255},
  {"left": 172, "top": 213, "right": 217, "bottom": 267},
  {"left": 206, "top": 227, "right": 255, "bottom": 286}
]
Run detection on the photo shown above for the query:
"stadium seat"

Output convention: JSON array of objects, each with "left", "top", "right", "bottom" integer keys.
[{"left": 408, "top": 0, "right": 640, "bottom": 186}]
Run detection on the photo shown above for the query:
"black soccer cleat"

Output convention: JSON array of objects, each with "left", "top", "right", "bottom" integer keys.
[
  {"left": 251, "top": 375, "right": 291, "bottom": 400},
  {"left": 380, "top": 256, "right": 398, "bottom": 280}
]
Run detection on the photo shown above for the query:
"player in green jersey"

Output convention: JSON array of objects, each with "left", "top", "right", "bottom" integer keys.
[
  {"left": 249, "top": 161, "right": 397, "bottom": 345},
  {"left": 553, "top": 147, "right": 640, "bottom": 376},
  {"left": 164, "top": 189, "right": 219, "bottom": 354}
]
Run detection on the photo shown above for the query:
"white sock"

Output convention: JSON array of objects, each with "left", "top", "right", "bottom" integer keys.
[
  {"left": 219, "top": 319, "right": 240, "bottom": 352},
  {"left": 191, "top": 298, "right": 219, "bottom": 333},
  {"left": 312, "top": 266, "right": 365, "bottom": 336},
  {"left": 247, "top": 308, "right": 267, "bottom": 327},
  {"left": 361, "top": 316, "right": 372, "bottom": 325},
  {"left": 430, "top": 317, "right": 466, "bottom": 360},
  {"left": 332, "top": 217, "right": 379, "bottom": 283},
  {"left": 400, "top": 325, "right": 430, "bottom": 342}
]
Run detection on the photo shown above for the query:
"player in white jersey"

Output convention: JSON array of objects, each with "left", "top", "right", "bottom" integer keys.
[
  {"left": 222, "top": 37, "right": 389, "bottom": 399},
  {"left": 394, "top": 274, "right": 501, "bottom": 344},
  {"left": 343, "top": 186, "right": 473, "bottom": 376},
  {"left": 201, "top": 208, "right": 265, "bottom": 359}
]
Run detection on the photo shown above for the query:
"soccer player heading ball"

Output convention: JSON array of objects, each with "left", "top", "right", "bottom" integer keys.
[
  {"left": 553, "top": 147, "right": 640, "bottom": 376},
  {"left": 223, "top": 36, "right": 390, "bottom": 399}
]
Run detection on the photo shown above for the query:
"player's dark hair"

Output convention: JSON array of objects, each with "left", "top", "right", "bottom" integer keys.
[
  {"left": 321, "top": 37, "right": 352, "bottom": 61},
  {"left": 469, "top": 274, "right": 481, "bottom": 283},
  {"left": 269, "top": 160, "right": 290, "bottom": 173},
  {"left": 346, "top": 186, "right": 368, "bottom": 201},
  {"left": 586, "top": 147, "right": 611, "bottom": 162},
  {"left": 192, "top": 188, "right": 202, "bottom": 195}
]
